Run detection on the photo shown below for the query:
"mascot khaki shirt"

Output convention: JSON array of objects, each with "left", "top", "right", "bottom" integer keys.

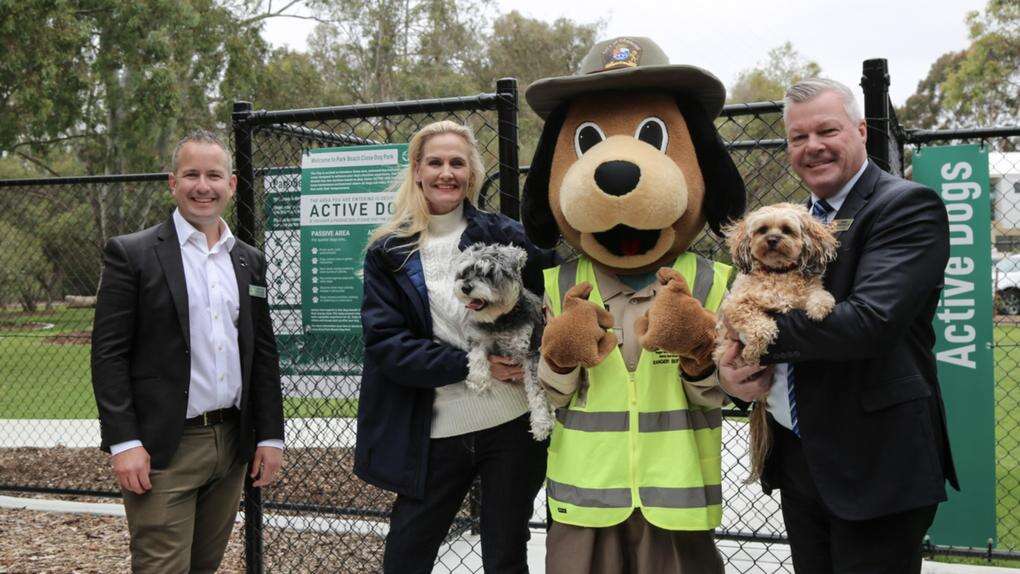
[{"left": 538, "top": 263, "right": 727, "bottom": 409}]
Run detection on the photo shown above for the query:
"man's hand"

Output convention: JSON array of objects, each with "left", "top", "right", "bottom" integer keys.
[
  {"left": 111, "top": 446, "right": 151, "bottom": 495},
  {"left": 488, "top": 355, "right": 524, "bottom": 384},
  {"left": 251, "top": 446, "right": 283, "bottom": 488},
  {"left": 717, "top": 340, "right": 774, "bottom": 402}
]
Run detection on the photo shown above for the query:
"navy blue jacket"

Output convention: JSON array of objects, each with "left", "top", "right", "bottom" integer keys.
[{"left": 355, "top": 201, "right": 556, "bottom": 498}]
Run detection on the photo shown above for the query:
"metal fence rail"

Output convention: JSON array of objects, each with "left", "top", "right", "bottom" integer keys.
[{"left": 1, "top": 71, "right": 1018, "bottom": 572}]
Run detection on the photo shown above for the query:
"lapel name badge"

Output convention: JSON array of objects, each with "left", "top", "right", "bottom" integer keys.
[
  {"left": 249, "top": 285, "right": 267, "bottom": 299},
  {"left": 832, "top": 218, "right": 853, "bottom": 232}
]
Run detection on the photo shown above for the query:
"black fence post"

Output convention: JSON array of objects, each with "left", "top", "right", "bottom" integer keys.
[
  {"left": 496, "top": 78, "right": 521, "bottom": 220},
  {"left": 232, "top": 100, "right": 264, "bottom": 574},
  {"left": 861, "top": 59, "right": 892, "bottom": 174},
  {"left": 233, "top": 101, "right": 257, "bottom": 247}
]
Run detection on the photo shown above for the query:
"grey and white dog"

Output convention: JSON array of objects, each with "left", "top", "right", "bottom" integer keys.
[{"left": 453, "top": 243, "right": 554, "bottom": 440}]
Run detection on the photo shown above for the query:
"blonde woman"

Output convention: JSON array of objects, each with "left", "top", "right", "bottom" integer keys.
[{"left": 355, "top": 121, "right": 555, "bottom": 573}]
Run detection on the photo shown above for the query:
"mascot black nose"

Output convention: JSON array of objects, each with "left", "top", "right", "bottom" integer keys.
[
  {"left": 461, "top": 283, "right": 473, "bottom": 294},
  {"left": 594, "top": 161, "right": 641, "bottom": 197}
]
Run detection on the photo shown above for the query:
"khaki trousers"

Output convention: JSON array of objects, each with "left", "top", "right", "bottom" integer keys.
[
  {"left": 122, "top": 419, "right": 246, "bottom": 574},
  {"left": 546, "top": 510, "right": 724, "bottom": 574}
]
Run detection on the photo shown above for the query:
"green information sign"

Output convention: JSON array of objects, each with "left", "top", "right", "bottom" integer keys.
[
  {"left": 914, "top": 144, "right": 996, "bottom": 548},
  {"left": 300, "top": 145, "right": 409, "bottom": 333}
]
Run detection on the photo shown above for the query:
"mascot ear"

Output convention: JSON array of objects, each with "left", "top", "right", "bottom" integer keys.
[
  {"left": 675, "top": 97, "right": 747, "bottom": 237},
  {"left": 522, "top": 104, "right": 568, "bottom": 249}
]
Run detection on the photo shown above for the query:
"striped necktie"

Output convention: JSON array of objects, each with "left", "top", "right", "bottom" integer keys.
[{"left": 788, "top": 198, "right": 834, "bottom": 437}]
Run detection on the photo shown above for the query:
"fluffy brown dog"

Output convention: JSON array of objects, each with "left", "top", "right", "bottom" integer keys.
[{"left": 716, "top": 202, "right": 838, "bottom": 481}]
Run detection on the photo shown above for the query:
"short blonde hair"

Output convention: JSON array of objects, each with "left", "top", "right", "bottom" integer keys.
[{"left": 367, "top": 121, "right": 486, "bottom": 252}]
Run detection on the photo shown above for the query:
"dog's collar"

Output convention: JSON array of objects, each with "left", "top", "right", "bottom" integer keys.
[{"left": 757, "top": 264, "right": 798, "bottom": 274}]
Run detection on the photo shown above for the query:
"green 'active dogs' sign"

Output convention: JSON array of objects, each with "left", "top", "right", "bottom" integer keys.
[
  {"left": 299, "top": 144, "right": 409, "bottom": 334},
  {"left": 914, "top": 144, "right": 996, "bottom": 548}
]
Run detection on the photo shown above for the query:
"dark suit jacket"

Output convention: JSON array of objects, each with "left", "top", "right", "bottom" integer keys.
[
  {"left": 761, "top": 162, "right": 959, "bottom": 521},
  {"left": 91, "top": 217, "right": 285, "bottom": 469}
]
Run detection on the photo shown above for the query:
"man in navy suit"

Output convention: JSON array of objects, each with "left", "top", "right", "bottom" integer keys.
[
  {"left": 91, "top": 130, "right": 285, "bottom": 572},
  {"left": 719, "top": 78, "right": 958, "bottom": 573}
]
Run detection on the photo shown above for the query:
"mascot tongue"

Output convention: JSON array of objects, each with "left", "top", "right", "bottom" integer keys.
[
  {"left": 621, "top": 238, "right": 642, "bottom": 256},
  {"left": 595, "top": 224, "right": 660, "bottom": 257},
  {"left": 466, "top": 298, "right": 486, "bottom": 310}
]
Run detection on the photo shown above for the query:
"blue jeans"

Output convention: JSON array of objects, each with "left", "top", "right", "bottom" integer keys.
[{"left": 383, "top": 414, "right": 547, "bottom": 573}]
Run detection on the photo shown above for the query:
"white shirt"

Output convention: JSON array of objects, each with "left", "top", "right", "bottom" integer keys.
[
  {"left": 420, "top": 204, "right": 530, "bottom": 438},
  {"left": 766, "top": 160, "right": 868, "bottom": 430},
  {"left": 110, "top": 210, "right": 283, "bottom": 454}
]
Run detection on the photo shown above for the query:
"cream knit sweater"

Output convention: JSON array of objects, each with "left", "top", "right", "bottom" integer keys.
[{"left": 421, "top": 204, "right": 529, "bottom": 438}]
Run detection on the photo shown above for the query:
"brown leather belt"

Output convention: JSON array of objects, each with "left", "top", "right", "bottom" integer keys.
[{"left": 184, "top": 407, "right": 239, "bottom": 427}]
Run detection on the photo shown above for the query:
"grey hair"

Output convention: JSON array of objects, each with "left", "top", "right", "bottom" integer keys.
[
  {"left": 171, "top": 129, "right": 232, "bottom": 174},
  {"left": 783, "top": 78, "right": 863, "bottom": 125}
]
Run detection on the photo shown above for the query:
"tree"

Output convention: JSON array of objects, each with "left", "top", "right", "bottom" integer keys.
[
  {"left": 306, "top": 0, "right": 490, "bottom": 104},
  {"left": 0, "top": 220, "right": 52, "bottom": 311},
  {"left": 0, "top": 1, "right": 92, "bottom": 175},
  {"left": 481, "top": 11, "right": 600, "bottom": 159},
  {"left": 728, "top": 42, "right": 821, "bottom": 104},
  {"left": 249, "top": 48, "right": 341, "bottom": 111},
  {"left": 0, "top": 0, "right": 320, "bottom": 177},
  {"left": 899, "top": 0, "right": 1019, "bottom": 130},
  {"left": 718, "top": 42, "right": 821, "bottom": 220}
]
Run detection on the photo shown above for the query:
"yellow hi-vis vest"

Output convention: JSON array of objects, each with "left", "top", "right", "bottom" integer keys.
[{"left": 544, "top": 253, "right": 731, "bottom": 530}]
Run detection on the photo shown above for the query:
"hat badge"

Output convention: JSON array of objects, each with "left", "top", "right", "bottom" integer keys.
[{"left": 601, "top": 38, "right": 641, "bottom": 71}]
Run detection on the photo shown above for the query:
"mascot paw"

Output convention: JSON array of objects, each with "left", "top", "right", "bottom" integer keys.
[
  {"left": 639, "top": 267, "right": 717, "bottom": 365},
  {"left": 542, "top": 282, "right": 617, "bottom": 370}
]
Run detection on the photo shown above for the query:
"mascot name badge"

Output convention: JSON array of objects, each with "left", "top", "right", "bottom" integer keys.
[{"left": 299, "top": 144, "right": 408, "bottom": 334}]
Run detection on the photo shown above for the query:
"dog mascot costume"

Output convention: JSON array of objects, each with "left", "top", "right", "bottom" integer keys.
[{"left": 522, "top": 37, "right": 746, "bottom": 573}]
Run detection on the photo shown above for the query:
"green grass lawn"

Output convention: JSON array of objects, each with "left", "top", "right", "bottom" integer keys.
[
  {"left": 0, "top": 306, "right": 355, "bottom": 420},
  {"left": 989, "top": 323, "right": 1020, "bottom": 556}
]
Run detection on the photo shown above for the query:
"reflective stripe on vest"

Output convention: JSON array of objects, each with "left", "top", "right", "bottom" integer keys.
[
  {"left": 543, "top": 253, "right": 732, "bottom": 530},
  {"left": 546, "top": 481, "right": 724, "bottom": 510},
  {"left": 555, "top": 408, "right": 722, "bottom": 433}
]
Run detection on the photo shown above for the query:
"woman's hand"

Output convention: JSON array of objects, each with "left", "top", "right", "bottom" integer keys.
[{"left": 488, "top": 355, "right": 524, "bottom": 384}]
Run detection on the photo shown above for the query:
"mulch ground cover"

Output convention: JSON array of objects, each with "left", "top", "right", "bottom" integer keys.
[
  {"left": 0, "top": 447, "right": 395, "bottom": 571},
  {"left": 0, "top": 505, "right": 385, "bottom": 573},
  {"left": 0, "top": 447, "right": 395, "bottom": 512}
]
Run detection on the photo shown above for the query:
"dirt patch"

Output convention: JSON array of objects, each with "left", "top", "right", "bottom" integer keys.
[
  {"left": 0, "top": 506, "right": 244, "bottom": 574},
  {"left": 42, "top": 331, "right": 91, "bottom": 345},
  {"left": 0, "top": 447, "right": 404, "bottom": 571},
  {"left": 0, "top": 505, "right": 385, "bottom": 573},
  {"left": 0, "top": 448, "right": 115, "bottom": 493}
]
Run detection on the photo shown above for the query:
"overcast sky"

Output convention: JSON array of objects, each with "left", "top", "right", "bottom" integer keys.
[{"left": 261, "top": 0, "right": 988, "bottom": 108}]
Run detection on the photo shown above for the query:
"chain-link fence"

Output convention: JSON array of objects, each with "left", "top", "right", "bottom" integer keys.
[
  {"left": 229, "top": 80, "right": 524, "bottom": 573},
  {"left": 0, "top": 173, "right": 173, "bottom": 498},
  {"left": 2, "top": 69, "right": 1018, "bottom": 572},
  {"left": 901, "top": 128, "right": 1020, "bottom": 565}
]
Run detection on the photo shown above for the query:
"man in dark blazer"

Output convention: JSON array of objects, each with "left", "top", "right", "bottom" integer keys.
[
  {"left": 91, "top": 130, "right": 285, "bottom": 573},
  {"left": 719, "top": 78, "right": 958, "bottom": 573}
]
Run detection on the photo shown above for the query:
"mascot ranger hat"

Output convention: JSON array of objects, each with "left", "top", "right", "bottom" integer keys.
[{"left": 526, "top": 36, "right": 727, "bottom": 120}]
